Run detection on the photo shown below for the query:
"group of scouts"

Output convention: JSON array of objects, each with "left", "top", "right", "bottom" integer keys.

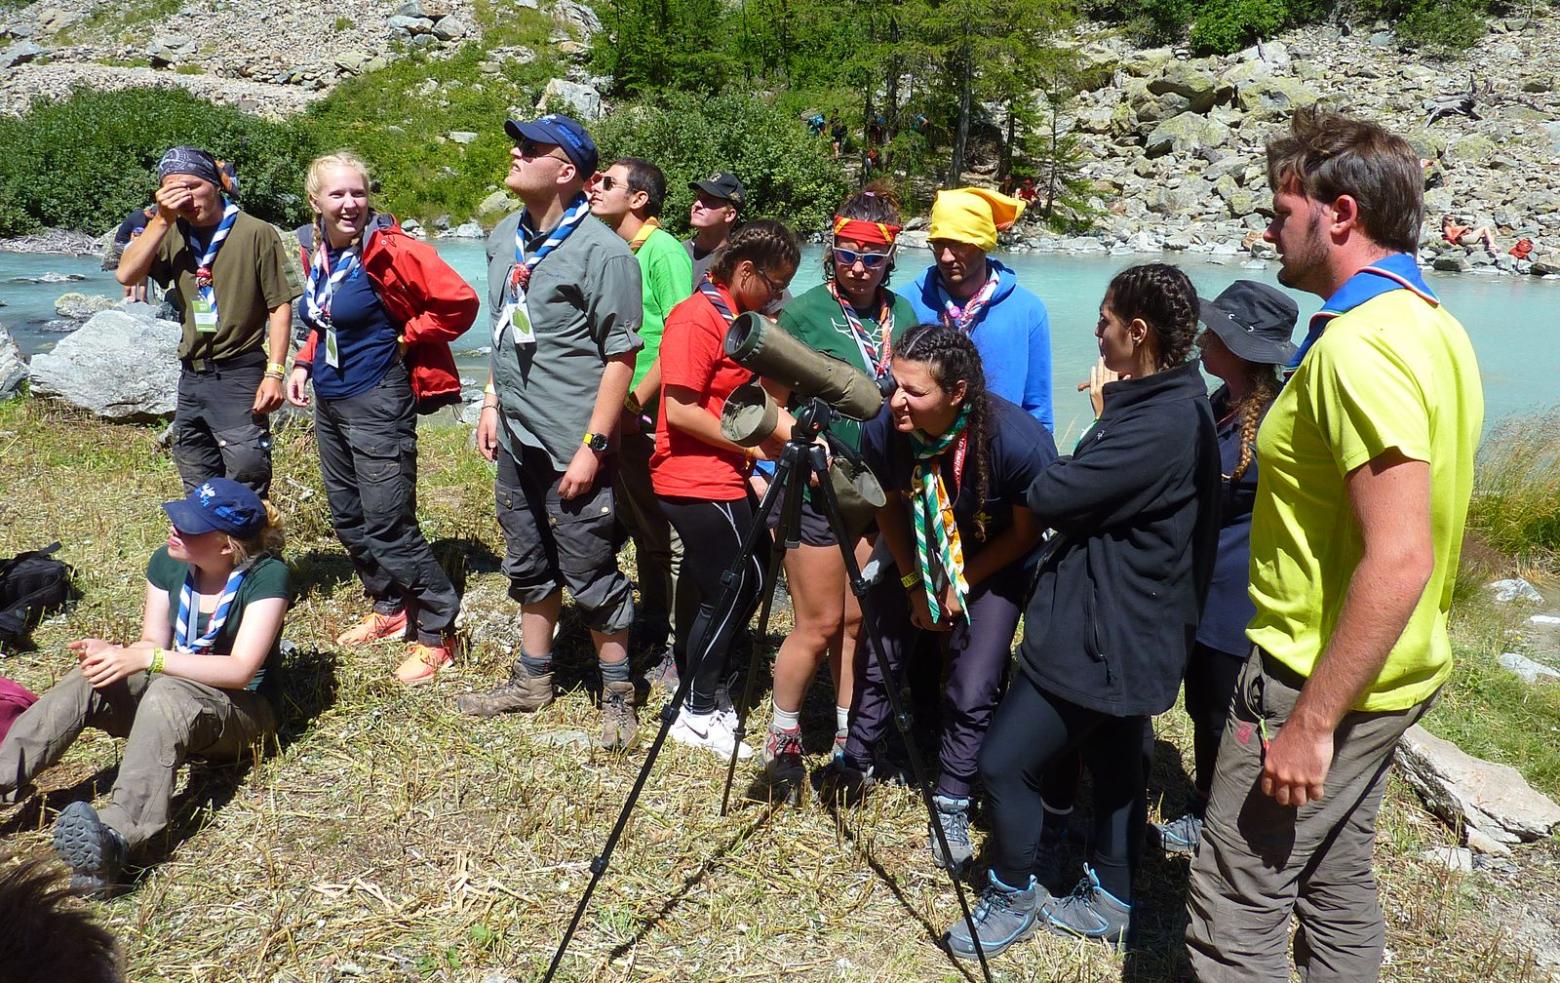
[{"left": 0, "top": 105, "right": 1483, "bottom": 982}]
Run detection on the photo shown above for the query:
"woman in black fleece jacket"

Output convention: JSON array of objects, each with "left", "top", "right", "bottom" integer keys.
[{"left": 947, "top": 264, "right": 1221, "bottom": 958}]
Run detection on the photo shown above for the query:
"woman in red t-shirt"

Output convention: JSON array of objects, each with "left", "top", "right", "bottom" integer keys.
[{"left": 653, "top": 219, "right": 800, "bottom": 760}]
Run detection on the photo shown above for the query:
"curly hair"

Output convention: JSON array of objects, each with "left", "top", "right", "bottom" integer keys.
[
  {"left": 1104, "top": 263, "right": 1200, "bottom": 370},
  {"left": 825, "top": 180, "right": 904, "bottom": 287},
  {"left": 894, "top": 323, "right": 993, "bottom": 540},
  {"left": 708, "top": 218, "right": 801, "bottom": 286}
]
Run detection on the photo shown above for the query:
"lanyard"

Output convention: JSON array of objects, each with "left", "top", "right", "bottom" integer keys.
[
  {"left": 174, "top": 564, "right": 248, "bottom": 654},
  {"left": 939, "top": 267, "right": 1000, "bottom": 334},
  {"left": 305, "top": 242, "right": 360, "bottom": 369},
  {"left": 828, "top": 282, "right": 894, "bottom": 379}
]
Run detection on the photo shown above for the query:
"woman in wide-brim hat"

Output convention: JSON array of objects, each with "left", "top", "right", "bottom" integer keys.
[{"left": 1153, "top": 278, "right": 1300, "bottom": 857}]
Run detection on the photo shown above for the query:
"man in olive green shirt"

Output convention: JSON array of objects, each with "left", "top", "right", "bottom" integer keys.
[
  {"left": 117, "top": 146, "right": 298, "bottom": 497},
  {"left": 589, "top": 156, "right": 695, "bottom": 679}
]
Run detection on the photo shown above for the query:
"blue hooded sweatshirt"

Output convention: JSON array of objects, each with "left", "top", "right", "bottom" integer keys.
[{"left": 899, "top": 259, "right": 1054, "bottom": 431}]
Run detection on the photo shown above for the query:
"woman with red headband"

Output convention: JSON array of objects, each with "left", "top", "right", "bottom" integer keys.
[{"left": 758, "top": 183, "right": 919, "bottom": 790}]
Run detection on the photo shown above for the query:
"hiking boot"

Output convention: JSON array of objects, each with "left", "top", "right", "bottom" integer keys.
[
  {"left": 930, "top": 794, "right": 974, "bottom": 872},
  {"left": 52, "top": 801, "right": 127, "bottom": 900},
  {"left": 457, "top": 669, "right": 555, "bottom": 717},
  {"left": 599, "top": 680, "right": 638, "bottom": 751},
  {"left": 816, "top": 757, "right": 875, "bottom": 808},
  {"left": 1044, "top": 866, "right": 1132, "bottom": 945},
  {"left": 945, "top": 869, "right": 1042, "bottom": 960},
  {"left": 1153, "top": 811, "right": 1204, "bottom": 855},
  {"left": 335, "top": 608, "right": 409, "bottom": 646},
  {"left": 668, "top": 707, "right": 753, "bottom": 760},
  {"left": 761, "top": 723, "right": 805, "bottom": 787},
  {"left": 395, "top": 638, "right": 458, "bottom": 686},
  {"left": 649, "top": 651, "right": 681, "bottom": 690}
]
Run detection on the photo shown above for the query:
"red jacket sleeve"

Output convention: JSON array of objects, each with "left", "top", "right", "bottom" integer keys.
[
  {"left": 294, "top": 242, "right": 320, "bottom": 367},
  {"left": 374, "top": 234, "right": 479, "bottom": 346}
]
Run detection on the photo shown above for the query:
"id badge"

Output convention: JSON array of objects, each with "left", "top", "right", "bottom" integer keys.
[
  {"left": 509, "top": 302, "right": 536, "bottom": 346},
  {"left": 193, "top": 298, "right": 218, "bottom": 334}
]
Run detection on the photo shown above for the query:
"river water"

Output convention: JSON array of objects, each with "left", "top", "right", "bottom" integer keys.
[{"left": 3, "top": 242, "right": 1555, "bottom": 439}]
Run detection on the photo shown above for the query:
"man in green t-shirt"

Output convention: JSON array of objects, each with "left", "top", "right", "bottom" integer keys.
[
  {"left": 1185, "top": 108, "right": 1484, "bottom": 982},
  {"left": 589, "top": 157, "right": 694, "bottom": 679},
  {"left": 117, "top": 147, "right": 300, "bottom": 498}
]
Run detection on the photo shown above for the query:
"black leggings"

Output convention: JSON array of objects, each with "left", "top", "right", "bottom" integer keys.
[
  {"left": 658, "top": 494, "right": 772, "bottom": 715},
  {"left": 1184, "top": 642, "right": 1245, "bottom": 802},
  {"left": 979, "top": 672, "right": 1146, "bottom": 902}
]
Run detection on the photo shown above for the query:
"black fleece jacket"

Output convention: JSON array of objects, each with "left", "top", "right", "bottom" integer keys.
[{"left": 1018, "top": 361, "right": 1221, "bottom": 717}]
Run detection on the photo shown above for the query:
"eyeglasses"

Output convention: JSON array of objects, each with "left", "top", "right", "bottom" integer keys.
[
  {"left": 750, "top": 265, "right": 789, "bottom": 297},
  {"left": 517, "top": 139, "right": 568, "bottom": 163},
  {"left": 833, "top": 246, "right": 893, "bottom": 270},
  {"left": 594, "top": 174, "right": 620, "bottom": 191}
]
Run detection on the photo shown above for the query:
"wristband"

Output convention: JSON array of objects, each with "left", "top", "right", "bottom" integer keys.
[
  {"left": 148, "top": 647, "right": 166, "bottom": 675},
  {"left": 267, "top": 361, "right": 286, "bottom": 376},
  {"left": 624, "top": 392, "right": 642, "bottom": 414},
  {"left": 900, "top": 570, "right": 919, "bottom": 590},
  {"left": 484, "top": 383, "right": 497, "bottom": 396}
]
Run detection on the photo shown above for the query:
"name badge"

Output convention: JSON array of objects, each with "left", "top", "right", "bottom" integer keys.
[
  {"left": 507, "top": 301, "right": 536, "bottom": 347},
  {"left": 193, "top": 298, "right": 218, "bottom": 333}
]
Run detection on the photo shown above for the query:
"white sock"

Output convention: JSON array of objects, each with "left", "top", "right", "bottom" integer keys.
[
  {"left": 771, "top": 701, "right": 800, "bottom": 731},
  {"left": 835, "top": 705, "right": 850, "bottom": 736}
]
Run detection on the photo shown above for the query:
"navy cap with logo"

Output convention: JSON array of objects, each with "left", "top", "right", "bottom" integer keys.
[
  {"left": 1199, "top": 280, "right": 1299, "bottom": 367},
  {"left": 163, "top": 478, "right": 267, "bottom": 538},
  {"left": 504, "top": 114, "right": 599, "bottom": 176},
  {"left": 688, "top": 171, "right": 745, "bottom": 210}
]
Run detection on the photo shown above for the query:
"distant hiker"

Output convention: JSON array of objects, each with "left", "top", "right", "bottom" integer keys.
[
  {"left": 685, "top": 170, "right": 745, "bottom": 289},
  {"left": 110, "top": 203, "right": 157, "bottom": 301}
]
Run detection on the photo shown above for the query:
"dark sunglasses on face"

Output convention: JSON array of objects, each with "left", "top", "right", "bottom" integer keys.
[
  {"left": 517, "top": 139, "right": 562, "bottom": 161},
  {"left": 595, "top": 174, "right": 621, "bottom": 191},
  {"left": 833, "top": 246, "right": 892, "bottom": 270}
]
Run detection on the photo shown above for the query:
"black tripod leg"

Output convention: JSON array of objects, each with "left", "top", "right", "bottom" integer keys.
[{"left": 809, "top": 445, "right": 994, "bottom": 983}]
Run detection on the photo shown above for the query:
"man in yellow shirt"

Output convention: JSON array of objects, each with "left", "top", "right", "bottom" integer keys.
[{"left": 1185, "top": 108, "right": 1483, "bottom": 981}]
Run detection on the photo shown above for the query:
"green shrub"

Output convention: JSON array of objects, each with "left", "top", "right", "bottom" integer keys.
[
  {"left": 1190, "top": 0, "right": 1288, "bottom": 52},
  {"left": 1396, "top": 0, "right": 1489, "bottom": 49},
  {"left": 593, "top": 91, "right": 852, "bottom": 235},
  {"left": 0, "top": 86, "right": 316, "bottom": 238}
]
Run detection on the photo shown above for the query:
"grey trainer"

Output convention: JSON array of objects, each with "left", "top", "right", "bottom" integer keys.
[
  {"left": 930, "top": 794, "right": 974, "bottom": 872},
  {"left": 599, "top": 680, "right": 638, "bottom": 750},
  {"left": 946, "top": 869, "right": 1043, "bottom": 959},
  {"left": 1153, "top": 811, "right": 1204, "bottom": 855},
  {"left": 456, "top": 669, "right": 554, "bottom": 717},
  {"left": 1045, "top": 865, "right": 1132, "bottom": 945}
]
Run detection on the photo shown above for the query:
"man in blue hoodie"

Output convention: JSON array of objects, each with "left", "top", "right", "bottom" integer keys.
[{"left": 899, "top": 187, "right": 1053, "bottom": 431}]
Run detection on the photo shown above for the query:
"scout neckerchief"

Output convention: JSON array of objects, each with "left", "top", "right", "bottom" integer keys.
[
  {"left": 698, "top": 274, "right": 739, "bottom": 325},
  {"left": 494, "top": 193, "right": 591, "bottom": 350},
  {"left": 827, "top": 281, "right": 895, "bottom": 380},
  {"left": 174, "top": 562, "right": 249, "bottom": 654},
  {"left": 937, "top": 265, "right": 1000, "bottom": 335},
  {"left": 908, "top": 406, "right": 972, "bottom": 624},
  {"left": 188, "top": 200, "right": 240, "bottom": 333},
  {"left": 628, "top": 216, "right": 660, "bottom": 254},
  {"left": 305, "top": 236, "right": 361, "bottom": 369}
]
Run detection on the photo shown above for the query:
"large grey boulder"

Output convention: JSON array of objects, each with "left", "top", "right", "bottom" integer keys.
[
  {"left": 1148, "top": 61, "right": 1217, "bottom": 113},
  {"left": 28, "top": 310, "right": 181, "bottom": 422},
  {"left": 1236, "top": 77, "right": 1321, "bottom": 119},
  {"left": 1396, "top": 725, "right": 1560, "bottom": 854},
  {"left": 0, "top": 323, "right": 26, "bottom": 399},
  {"left": 552, "top": 0, "right": 602, "bottom": 37},
  {"left": 536, "top": 78, "right": 602, "bottom": 120},
  {"left": 0, "top": 40, "right": 43, "bottom": 68},
  {"left": 53, "top": 292, "right": 119, "bottom": 320},
  {"left": 1144, "top": 112, "right": 1231, "bottom": 159}
]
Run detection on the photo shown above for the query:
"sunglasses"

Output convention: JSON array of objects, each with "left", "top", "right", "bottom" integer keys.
[
  {"left": 833, "top": 246, "right": 893, "bottom": 269},
  {"left": 517, "top": 139, "right": 568, "bottom": 163},
  {"left": 594, "top": 174, "right": 621, "bottom": 191}
]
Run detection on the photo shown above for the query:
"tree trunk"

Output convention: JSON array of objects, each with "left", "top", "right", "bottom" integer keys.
[
  {"left": 1043, "top": 104, "right": 1060, "bottom": 219},
  {"left": 950, "top": 38, "right": 971, "bottom": 187},
  {"left": 999, "top": 96, "right": 1016, "bottom": 184}
]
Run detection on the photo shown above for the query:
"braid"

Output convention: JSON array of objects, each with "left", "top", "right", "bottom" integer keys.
[
  {"left": 1105, "top": 263, "right": 1200, "bottom": 369},
  {"left": 1230, "top": 364, "right": 1281, "bottom": 481},
  {"left": 708, "top": 218, "right": 801, "bottom": 285},
  {"left": 896, "top": 324, "right": 993, "bottom": 540}
]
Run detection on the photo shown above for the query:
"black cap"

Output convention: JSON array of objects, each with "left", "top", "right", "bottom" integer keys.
[
  {"left": 1199, "top": 281, "right": 1299, "bottom": 366},
  {"left": 688, "top": 171, "right": 745, "bottom": 209}
]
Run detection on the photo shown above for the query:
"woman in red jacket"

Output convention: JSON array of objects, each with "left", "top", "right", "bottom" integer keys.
[{"left": 285, "top": 151, "right": 478, "bottom": 685}]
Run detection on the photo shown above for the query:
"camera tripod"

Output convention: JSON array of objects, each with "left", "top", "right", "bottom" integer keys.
[{"left": 543, "top": 396, "right": 992, "bottom": 983}]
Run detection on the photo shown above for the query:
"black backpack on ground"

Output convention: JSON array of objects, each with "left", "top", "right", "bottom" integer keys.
[{"left": 0, "top": 543, "right": 74, "bottom": 646}]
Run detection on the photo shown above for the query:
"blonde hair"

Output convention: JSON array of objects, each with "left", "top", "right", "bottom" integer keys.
[
  {"left": 305, "top": 150, "right": 375, "bottom": 248},
  {"left": 227, "top": 501, "right": 285, "bottom": 567}
]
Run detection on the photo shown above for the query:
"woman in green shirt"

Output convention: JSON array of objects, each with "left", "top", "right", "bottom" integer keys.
[{"left": 760, "top": 184, "right": 919, "bottom": 789}]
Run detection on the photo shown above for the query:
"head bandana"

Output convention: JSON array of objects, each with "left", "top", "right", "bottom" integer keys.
[
  {"left": 157, "top": 146, "right": 225, "bottom": 191},
  {"left": 926, "top": 187, "right": 1025, "bottom": 252},
  {"left": 832, "top": 215, "right": 901, "bottom": 247}
]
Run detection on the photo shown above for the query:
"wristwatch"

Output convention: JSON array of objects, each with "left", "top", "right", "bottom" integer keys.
[{"left": 583, "top": 432, "right": 609, "bottom": 452}]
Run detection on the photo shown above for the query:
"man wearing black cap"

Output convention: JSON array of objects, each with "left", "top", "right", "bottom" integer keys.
[
  {"left": 460, "top": 114, "right": 645, "bottom": 752},
  {"left": 116, "top": 146, "right": 300, "bottom": 498},
  {"left": 685, "top": 171, "right": 744, "bottom": 289}
]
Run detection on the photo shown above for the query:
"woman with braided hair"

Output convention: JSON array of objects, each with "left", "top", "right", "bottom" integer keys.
[
  {"left": 654, "top": 219, "right": 799, "bottom": 760},
  {"left": 946, "top": 263, "right": 1221, "bottom": 957},
  {"left": 824, "top": 324, "right": 1056, "bottom": 870},
  {"left": 758, "top": 183, "right": 921, "bottom": 788},
  {"left": 1153, "top": 280, "right": 1297, "bottom": 855}
]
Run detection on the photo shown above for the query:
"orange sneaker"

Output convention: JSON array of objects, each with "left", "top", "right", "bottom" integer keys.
[
  {"left": 395, "top": 638, "right": 458, "bottom": 686},
  {"left": 335, "top": 609, "right": 409, "bottom": 646}
]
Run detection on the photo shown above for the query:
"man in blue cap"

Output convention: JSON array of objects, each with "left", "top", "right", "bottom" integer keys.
[{"left": 462, "top": 114, "right": 645, "bottom": 751}]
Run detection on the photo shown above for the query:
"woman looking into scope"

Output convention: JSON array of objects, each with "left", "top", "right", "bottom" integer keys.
[
  {"left": 759, "top": 184, "right": 921, "bottom": 789},
  {"left": 824, "top": 324, "right": 1056, "bottom": 874},
  {"left": 652, "top": 219, "right": 801, "bottom": 760}
]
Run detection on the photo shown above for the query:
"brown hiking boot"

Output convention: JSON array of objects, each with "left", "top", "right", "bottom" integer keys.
[
  {"left": 456, "top": 670, "right": 554, "bottom": 717},
  {"left": 599, "top": 680, "right": 638, "bottom": 751}
]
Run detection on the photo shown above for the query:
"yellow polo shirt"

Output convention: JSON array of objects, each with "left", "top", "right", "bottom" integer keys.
[{"left": 1246, "top": 282, "right": 1483, "bottom": 711}]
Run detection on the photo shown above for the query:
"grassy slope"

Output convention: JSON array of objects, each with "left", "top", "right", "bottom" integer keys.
[{"left": 0, "top": 396, "right": 1555, "bottom": 982}]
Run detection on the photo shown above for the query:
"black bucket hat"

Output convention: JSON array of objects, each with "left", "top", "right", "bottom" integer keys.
[{"left": 1199, "top": 281, "right": 1299, "bottom": 366}]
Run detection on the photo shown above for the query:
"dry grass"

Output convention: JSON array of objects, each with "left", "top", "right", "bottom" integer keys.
[{"left": 0, "top": 397, "right": 1556, "bottom": 983}]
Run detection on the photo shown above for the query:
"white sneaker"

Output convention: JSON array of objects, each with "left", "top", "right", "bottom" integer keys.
[{"left": 670, "top": 707, "right": 755, "bottom": 760}]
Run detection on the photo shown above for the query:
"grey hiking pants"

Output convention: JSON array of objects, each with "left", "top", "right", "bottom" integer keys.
[
  {"left": 315, "top": 362, "right": 459, "bottom": 644},
  {"left": 173, "top": 350, "right": 273, "bottom": 498},
  {"left": 0, "top": 668, "right": 275, "bottom": 849},
  {"left": 1185, "top": 649, "right": 1433, "bottom": 983}
]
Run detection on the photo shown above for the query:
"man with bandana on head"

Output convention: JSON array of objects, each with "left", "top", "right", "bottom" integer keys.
[
  {"left": 118, "top": 146, "right": 300, "bottom": 498},
  {"left": 899, "top": 187, "right": 1054, "bottom": 432}
]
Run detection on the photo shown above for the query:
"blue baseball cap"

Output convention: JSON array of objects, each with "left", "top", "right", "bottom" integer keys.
[
  {"left": 163, "top": 478, "right": 267, "bottom": 537},
  {"left": 504, "top": 113, "right": 598, "bottom": 175}
]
